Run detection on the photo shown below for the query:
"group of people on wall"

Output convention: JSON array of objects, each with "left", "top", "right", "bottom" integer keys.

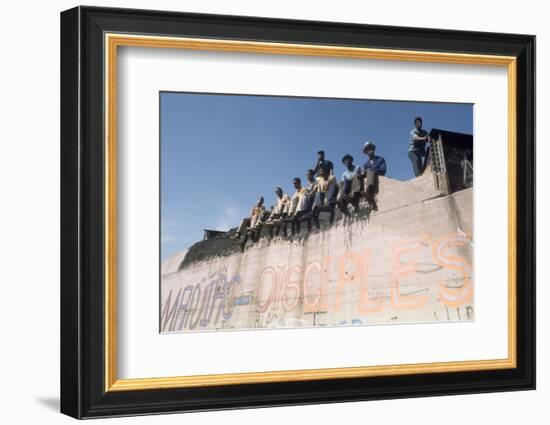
[{"left": 232, "top": 116, "right": 432, "bottom": 243}]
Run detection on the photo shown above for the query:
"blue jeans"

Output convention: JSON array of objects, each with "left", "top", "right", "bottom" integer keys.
[{"left": 408, "top": 150, "right": 423, "bottom": 177}]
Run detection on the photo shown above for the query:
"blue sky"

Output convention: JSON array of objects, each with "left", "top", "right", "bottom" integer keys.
[{"left": 161, "top": 92, "right": 473, "bottom": 260}]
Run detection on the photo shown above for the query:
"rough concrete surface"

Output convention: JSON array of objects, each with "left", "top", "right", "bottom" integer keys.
[{"left": 161, "top": 169, "right": 473, "bottom": 333}]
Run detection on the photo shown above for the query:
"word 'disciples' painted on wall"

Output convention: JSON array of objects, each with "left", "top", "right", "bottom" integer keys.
[{"left": 161, "top": 232, "right": 472, "bottom": 332}]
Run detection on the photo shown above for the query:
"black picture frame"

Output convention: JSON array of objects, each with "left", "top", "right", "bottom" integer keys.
[{"left": 61, "top": 5, "right": 535, "bottom": 419}]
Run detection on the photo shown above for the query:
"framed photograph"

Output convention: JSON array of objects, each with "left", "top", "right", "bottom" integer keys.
[{"left": 60, "top": 6, "right": 535, "bottom": 419}]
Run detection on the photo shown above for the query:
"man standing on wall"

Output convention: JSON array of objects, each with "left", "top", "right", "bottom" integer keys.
[
  {"left": 408, "top": 116, "right": 431, "bottom": 177},
  {"left": 313, "top": 150, "right": 334, "bottom": 177}
]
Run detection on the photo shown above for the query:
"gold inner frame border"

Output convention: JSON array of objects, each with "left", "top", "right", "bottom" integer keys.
[{"left": 104, "top": 33, "right": 517, "bottom": 392}]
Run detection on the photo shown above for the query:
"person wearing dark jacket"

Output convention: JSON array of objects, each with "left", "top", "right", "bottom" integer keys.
[
  {"left": 338, "top": 153, "right": 362, "bottom": 215},
  {"left": 313, "top": 150, "right": 334, "bottom": 177},
  {"left": 362, "top": 141, "right": 386, "bottom": 211},
  {"left": 312, "top": 167, "right": 338, "bottom": 228}
]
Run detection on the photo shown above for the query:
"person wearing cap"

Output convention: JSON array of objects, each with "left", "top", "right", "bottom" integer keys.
[
  {"left": 362, "top": 142, "right": 386, "bottom": 211},
  {"left": 312, "top": 167, "right": 338, "bottom": 228},
  {"left": 408, "top": 116, "right": 431, "bottom": 177},
  {"left": 313, "top": 150, "right": 334, "bottom": 177},
  {"left": 233, "top": 196, "right": 266, "bottom": 241},
  {"left": 338, "top": 154, "right": 362, "bottom": 215}
]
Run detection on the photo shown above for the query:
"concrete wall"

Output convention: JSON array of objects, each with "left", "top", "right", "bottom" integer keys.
[{"left": 161, "top": 171, "right": 473, "bottom": 333}]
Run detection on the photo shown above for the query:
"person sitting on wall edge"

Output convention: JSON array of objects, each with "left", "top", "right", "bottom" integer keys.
[
  {"left": 361, "top": 141, "right": 386, "bottom": 212},
  {"left": 337, "top": 153, "right": 362, "bottom": 216},
  {"left": 232, "top": 196, "right": 266, "bottom": 244},
  {"left": 312, "top": 167, "right": 338, "bottom": 229},
  {"left": 284, "top": 177, "right": 311, "bottom": 235},
  {"left": 292, "top": 169, "right": 317, "bottom": 233},
  {"left": 266, "top": 187, "right": 290, "bottom": 237}
]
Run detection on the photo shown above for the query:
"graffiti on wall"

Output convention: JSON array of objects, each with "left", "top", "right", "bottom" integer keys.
[{"left": 161, "top": 231, "right": 473, "bottom": 332}]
